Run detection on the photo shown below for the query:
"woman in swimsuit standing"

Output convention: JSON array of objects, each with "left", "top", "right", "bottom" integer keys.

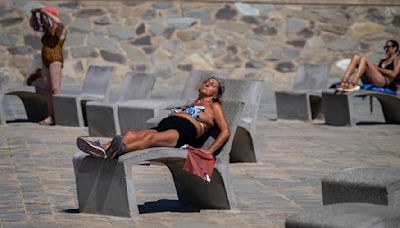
[
  {"left": 76, "top": 77, "right": 231, "bottom": 159},
  {"left": 30, "top": 6, "right": 67, "bottom": 125},
  {"left": 337, "top": 40, "right": 400, "bottom": 92}
]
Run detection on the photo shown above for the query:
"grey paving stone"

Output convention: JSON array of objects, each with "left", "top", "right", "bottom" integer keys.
[
  {"left": 2, "top": 222, "right": 29, "bottom": 228},
  {"left": 0, "top": 207, "right": 27, "bottom": 221}
]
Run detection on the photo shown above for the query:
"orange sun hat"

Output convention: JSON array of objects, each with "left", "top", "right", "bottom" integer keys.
[{"left": 44, "top": 6, "right": 60, "bottom": 17}]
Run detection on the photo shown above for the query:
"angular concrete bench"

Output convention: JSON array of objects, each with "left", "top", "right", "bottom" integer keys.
[
  {"left": 86, "top": 72, "right": 156, "bottom": 137},
  {"left": 216, "top": 79, "right": 264, "bottom": 163},
  {"left": 285, "top": 203, "right": 400, "bottom": 228},
  {"left": 321, "top": 167, "right": 400, "bottom": 206},
  {"left": 275, "top": 64, "right": 330, "bottom": 121},
  {"left": 0, "top": 76, "right": 48, "bottom": 124},
  {"left": 53, "top": 65, "right": 116, "bottom": 127},
  {"left": 73, "top": 100, "right": 244, "bottom": 217},
  {"left": 323, "top": 90, "right": 400, "bottom": 126}
]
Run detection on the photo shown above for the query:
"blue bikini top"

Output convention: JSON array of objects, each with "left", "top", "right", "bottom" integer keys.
[{"left": 171, "top": 105, "right": 205, "bottom": 119}]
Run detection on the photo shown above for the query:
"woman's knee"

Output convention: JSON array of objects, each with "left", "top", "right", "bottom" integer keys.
[
  {"left": 360, "top": 56, "right": 368, "bottom": 61},
  {"left": 352, "top": 55, "right": 361, "bottom": 62},
  {"left": 123, "top": 130, "right": 137, "bottom": 139}
]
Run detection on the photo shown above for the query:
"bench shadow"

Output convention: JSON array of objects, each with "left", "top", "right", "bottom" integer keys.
[
  {"left": 356, "top": 121, "right": 389, "bottom": 126},
  {"left": 61, "top": 208, "right": 80, "bottom": 213},
  {"left": 312, "top": 121, "right": 390, "bottom": 126},
  {"left": 138, "top": 199, "right": 200, "bottom": 214},
  {"left": 6, "top": 119, "right": 32, "bottom": 123},
  {"left": 60, "top": 199, "right": 200, "bottom": 215}
]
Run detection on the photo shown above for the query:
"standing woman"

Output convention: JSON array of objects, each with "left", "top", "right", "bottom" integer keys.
[{"left": 30, "top": 6, "right": 67, "bottom": 125}]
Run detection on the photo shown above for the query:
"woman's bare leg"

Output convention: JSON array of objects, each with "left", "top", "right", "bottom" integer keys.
[
  {"left": 122, "top": 129, "right": 179, "bottom": 152},
  {"left": 41, "top": 64, "right": 52, "bottom": 121},
  {"left": 341, "top": 55, "right": 362, "bottom": 83},
  {"left": 48, "top": 61, "right": 62, "bottom": 118},
  {"left": 104, "top": 129, "right": 179, "bottom": 153},
  {"left": 351, "top": 56, "right": 386, "bottom": 87}
]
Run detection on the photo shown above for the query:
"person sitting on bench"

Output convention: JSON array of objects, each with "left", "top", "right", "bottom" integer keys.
[
  {"left": 76, "top": 77, "right": 231, "bottom": 159},
  {"left": 337, "top": 39, "right": 400, "bottom": 92}
]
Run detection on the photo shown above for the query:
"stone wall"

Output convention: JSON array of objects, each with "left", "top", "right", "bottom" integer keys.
[{"left": 1, "top": 1, "right": 400, "bottom": 98}]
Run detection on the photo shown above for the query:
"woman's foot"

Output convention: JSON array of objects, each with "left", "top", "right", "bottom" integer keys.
[
  {"left": 38, "top": 116, "right": 54, "bottom": 126},
  {"left": 105, "top": 135, "right": 124, "bottom": 159},
  {"left": 336, "top": 80, "right": 347, "bottom": 91},
  {"left": 76, "top": 137, "right": 107, "bottom": 158},
  {"left": 26, "top": 69, "right": 41, "bottom": 86},
  {"left": 343, "top": 81, "right": 360, "bottom": 92}
]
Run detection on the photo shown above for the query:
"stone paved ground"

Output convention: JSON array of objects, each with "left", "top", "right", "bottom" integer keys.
[{"left": 0, "top": 95, "right": 399, "bottom": 227}]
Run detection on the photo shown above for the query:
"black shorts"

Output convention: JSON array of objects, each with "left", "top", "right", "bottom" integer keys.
[{"left": 152, "top": 116, "right": 197, "bottom": 148}]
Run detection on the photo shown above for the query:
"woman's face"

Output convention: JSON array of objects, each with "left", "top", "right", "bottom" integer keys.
[
  {"left": 199, "top": 78, "right": 220, "bottom": 98},
  {"left": 384, "top": 41, "right": 397, "bottom": 55}
]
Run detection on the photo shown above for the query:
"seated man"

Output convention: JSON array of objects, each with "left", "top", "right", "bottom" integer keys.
[{"left": 76, "top": 77, "right": 231, "bottom": 159}]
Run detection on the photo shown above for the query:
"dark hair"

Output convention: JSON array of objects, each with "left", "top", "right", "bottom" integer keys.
[{"left": 387, "top": 40, "right": 399, "bottom": 53}]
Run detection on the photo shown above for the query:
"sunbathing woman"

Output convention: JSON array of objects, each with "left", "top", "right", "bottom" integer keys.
[
  {"left": 337, "top": 40, "right": 400, "bottom": 92},
  {"left": 76, "top": 77, "right": 230, "bottom": 159}
]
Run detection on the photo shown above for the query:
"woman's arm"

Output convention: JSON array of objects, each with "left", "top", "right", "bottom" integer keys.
[
  {"left": 40, "top": 8, "right": 67, "bottom": 40},
  {"left": 40, "top": 8, "right": 61, "bottom": 24},
  {"left": 199, "top": 103, "right": 230, "bottom": 155},
  {"left": 378, "top": 57, "right": 400, "bottom": 79},
  {"left": 57, "top": 24, "right": 67, "bottom": 40}
]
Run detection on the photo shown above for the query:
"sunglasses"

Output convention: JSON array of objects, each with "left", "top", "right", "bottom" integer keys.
[{"left": 384, "top": 45, "right": 394, "bottom": 50}]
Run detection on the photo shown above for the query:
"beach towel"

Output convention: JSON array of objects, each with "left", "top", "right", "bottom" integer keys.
[{"left": 183, "top": 146, "right": 216, "bottom": 183}]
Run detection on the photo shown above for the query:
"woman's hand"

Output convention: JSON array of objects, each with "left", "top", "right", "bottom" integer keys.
[{"left": 187, "top": 146, "right": 214, "bottom": 155}]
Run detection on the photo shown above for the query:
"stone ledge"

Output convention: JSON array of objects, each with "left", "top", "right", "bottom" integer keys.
[{"left": 77, "top": 0, "right": 400, "bottom": 6}]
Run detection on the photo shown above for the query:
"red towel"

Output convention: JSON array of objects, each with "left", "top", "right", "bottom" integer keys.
[{"left": 183, "top": 146, "right": 216, "bottom": 183}]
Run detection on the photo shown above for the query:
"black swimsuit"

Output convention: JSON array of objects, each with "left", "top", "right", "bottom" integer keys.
[
  {"left": 379, "top": 59, "right": 399, "bottom": 91},
  {"left": 152, "top": 116, "right": 197, "bottom": 148}
]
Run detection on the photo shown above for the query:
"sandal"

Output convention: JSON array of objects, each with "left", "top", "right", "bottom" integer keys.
[
  {"left": 336, "top": 80, "right": 347, "bottom": 91},
  {"left": 38, "top": 116, "right": 54, "bottom": 126},
  {"left": 343, "top": 81, "right": 360, "bottom": 92}
]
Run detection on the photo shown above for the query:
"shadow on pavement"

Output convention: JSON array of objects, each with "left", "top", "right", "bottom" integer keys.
[
  {"left": 139, "top": 199, "right": 200, "bottom": 214},
  {"left": 61, "top": 209, "right": 80, "bottom": 213}
]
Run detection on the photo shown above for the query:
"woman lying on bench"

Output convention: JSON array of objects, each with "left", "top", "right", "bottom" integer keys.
[
  {"left": 337, "top": 39, "right": 400, "bottom": 92},
  {"left": 76, "top": 77, "right": 230, "bottom": 159}
]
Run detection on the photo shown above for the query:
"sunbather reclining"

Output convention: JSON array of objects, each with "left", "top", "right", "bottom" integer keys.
[
  {"left": 337, "top": 39, "right": 400, "bottom": 92},
  {"left": 76, "top": 77, "right": 231, "bottom": 159}
]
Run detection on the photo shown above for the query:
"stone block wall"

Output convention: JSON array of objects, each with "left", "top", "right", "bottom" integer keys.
[{"left": 1, "top": 1, "right": 400, "bottom": 98}]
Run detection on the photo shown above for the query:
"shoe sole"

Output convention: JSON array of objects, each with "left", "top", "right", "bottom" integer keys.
[
  {"left": 76, "top": 137, "right": 105, "bottom": 158},
  {"left": 106, "top": 135, "right": 123, "bottom": 159},
  {"left": 343, "top": 86, "right": 360, "bottom": 92}
]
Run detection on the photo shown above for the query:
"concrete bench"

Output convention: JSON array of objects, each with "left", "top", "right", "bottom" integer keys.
[
  {"left": 321, "top": 167, "right": 400, "bottom": 206},
  {"left": 214, "top": 79, "right": 264, "bottom": 163},
  {"left": 53, "top": 65, "right": 116, "bottom": 127},
  {"left": 322, "top": 90, "right": 400, "bottom": 126},
  {"left": 73, "top": 100, "right": 244, "bottom": 217},
  {"left": 0, "top": 76, "right": 48, "bottom": 124},
  {"left": 86, "top": 72, "right": 156, "bottom": 137},
  {"left": 275, "top": 64, "right": 330, "bottom": 121},
  {"left": 285, "top": 203, "right": 400, "bottom": 228}
]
